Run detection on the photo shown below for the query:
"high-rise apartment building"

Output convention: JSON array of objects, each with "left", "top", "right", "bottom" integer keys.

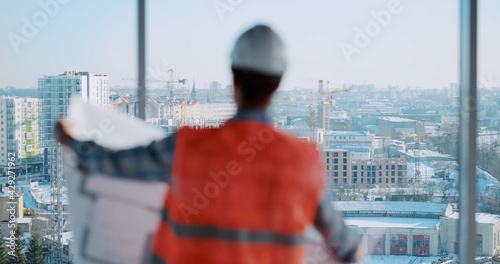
[
  {"left": 0, "top": 96, "right": 41, "bottom": 172},
  {"left": 78, "top": 72, "right": 110, "bottom": 109},
  {"left": 38, "top": 71, "right": 110, "bottom": 149}
]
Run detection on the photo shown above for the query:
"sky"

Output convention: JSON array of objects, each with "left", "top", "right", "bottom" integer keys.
[{"left": 0, "top": 0, "right": 499, "bottom": 90}]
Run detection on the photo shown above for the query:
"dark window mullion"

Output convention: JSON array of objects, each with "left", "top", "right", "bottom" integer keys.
[{"left": 458, "top": 0, "right": 478, "bottom": 263}]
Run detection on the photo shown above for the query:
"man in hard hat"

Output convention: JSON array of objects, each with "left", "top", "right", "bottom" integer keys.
[{"left": 55, "top": 24, "right": 363, "bottom": 264}]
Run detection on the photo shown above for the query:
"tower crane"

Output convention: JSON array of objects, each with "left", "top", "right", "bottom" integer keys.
[
  {"left": 271, "top": 84, "right": 352, "bottom": 145},
  {"left": 122, "top": 68, "right": 186, "bottom": 96},
  {"left": 323, "top": 84, "right": 353, "bottom": 149}
]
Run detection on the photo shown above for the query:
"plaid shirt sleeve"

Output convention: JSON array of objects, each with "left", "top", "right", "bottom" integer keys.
[
  {"left": 69, "top": 132, "right": 176, "bottom": 183},
  {"left": 314, "top": 195, "right": 360, "bottom": 263}
]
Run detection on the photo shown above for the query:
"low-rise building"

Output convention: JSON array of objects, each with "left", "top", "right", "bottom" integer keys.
[
  {"left": 335, "top": 201, "right": 449, "bottom": 256},
  {"left": 441, "top": 212, "right": 500, "bottom": 256},
  {"left": 332, "top": 201, "right": 500, "bottom": 257},
  {"left": 325, "top": 130, "right": 374, "bottom": 158},
  {"left": 324, "top": 149, "right": 407, "bottom": 186},
  {"left": 0, "top": 185, "right": 23, "bottom": 222},
  {"left": 378, "top": 116, "right": 421, "bottom": 139},
  {"left": 0, "top": 218, "right": 31, "bottom": 237},
  {"left": 111, "top": 95, "right": 137, "bottom": 116},
  {"left": 199, "top": 103, "right": 237, "bottom": 122}
]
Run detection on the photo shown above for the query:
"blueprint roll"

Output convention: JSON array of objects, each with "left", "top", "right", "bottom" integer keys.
[{"left": 64, "top": 97, "right": 167, "bottom": 264}]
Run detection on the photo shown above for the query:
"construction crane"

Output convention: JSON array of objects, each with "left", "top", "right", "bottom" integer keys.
[
  {"left": 412, "top": 121, "right": 424, "bottom": 183},
  {"left": 37, "top": 79, "right": 65, "bottom": 263},
  {"left": 322, "top": 84, "right": 353, "bottom": 149},
  {"left": 274, "top": 84, "right": 324, "bottom": 142},
  {"left": 271, "top": 85, "right": 352, "bottom": 144},
  {"left": 122, "top": 68, "right": 186, "bottom": 96},
  {"left": 49, "top": 140, "right": 63, "bottom": 264}
]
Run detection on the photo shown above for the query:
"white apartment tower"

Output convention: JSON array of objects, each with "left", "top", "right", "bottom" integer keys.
[
  {"left": 78, "top": 72, "right": 110, "bottom": 109},
  {"left": 38, "top": 71, "right": 110, "bottom": 149}
]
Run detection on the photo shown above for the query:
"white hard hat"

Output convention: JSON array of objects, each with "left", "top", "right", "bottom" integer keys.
[{"left": 230, "top": 24, "right": 287, "bottom": 76}]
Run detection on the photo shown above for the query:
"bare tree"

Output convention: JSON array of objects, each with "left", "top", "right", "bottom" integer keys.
[
  {"left": 482, "top": 190, "right": 500, "bottom": 214},
  {"left": 424, "top": 182, "right": 437, "bottom": 202},
  {"left": 335, "top": 187, "right": 346, "bottom": 201},
  {"left": 478, "top": 141, "right": 500, "bottom": 180},
  {"left": 359, "top": 189, "right": 369, "bottom": 201},
  {"left": 442, "top": 182, "right": 454, "bottom": 201},
  {"left": 394, "top": 188, "right": 406, "bottom": 201},
  {"left": 382, "top": 187, "right": 391, "bottom": 201},
  {"left": 30, "top": 217, "right": 49, "bottom": 237}
]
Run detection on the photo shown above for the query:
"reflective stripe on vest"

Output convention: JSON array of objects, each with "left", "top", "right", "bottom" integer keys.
[
  {"left": 151, "top": 121, "right": 325, "bottom": 264},
  {"left": 161, "top": 209, "right": 306, "bottom": 245}
]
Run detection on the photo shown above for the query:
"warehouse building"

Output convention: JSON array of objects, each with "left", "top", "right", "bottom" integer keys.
[
  {"left": 332, "top": 201, "right": 500, "bottom": 257},
  {"left": 335, "top": 201, "right": 450, "bottom": 256}
]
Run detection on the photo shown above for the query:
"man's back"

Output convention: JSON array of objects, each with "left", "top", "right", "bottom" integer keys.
[{"left": 151, "top": 120, "right": 325, "bottom": 264}]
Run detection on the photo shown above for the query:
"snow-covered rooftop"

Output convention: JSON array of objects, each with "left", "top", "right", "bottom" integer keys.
[
  {"left": 333, "top": 201, "right": 450, "bottom": 214},
  {"left": 30, "top": 182, "right": 69, "bottom": 205},
  {"left": 330, "top": 145, "right": 371, "bottom": 152},
  {"left": 328, "top": 130, "right": 369, "bottom": 136},
  {"left": 447, "top": 212, "right": 500, "bottom": 224},
  {"left": 345, "top": 217, "right": 440, "bottom": 229},
  {"left": 378, "top": 116, "right": 416, "bottom": 122},
  {"left": 16, "top": 218, "right": 32, "bottom": 224},
  {"left": 402, "top": 149, "right": 454, "bottom": 159}
]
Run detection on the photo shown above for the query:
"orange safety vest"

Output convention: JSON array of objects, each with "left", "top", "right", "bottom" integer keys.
[{"left": 150, "top": 120, "right": 325, "bottom": 264}]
